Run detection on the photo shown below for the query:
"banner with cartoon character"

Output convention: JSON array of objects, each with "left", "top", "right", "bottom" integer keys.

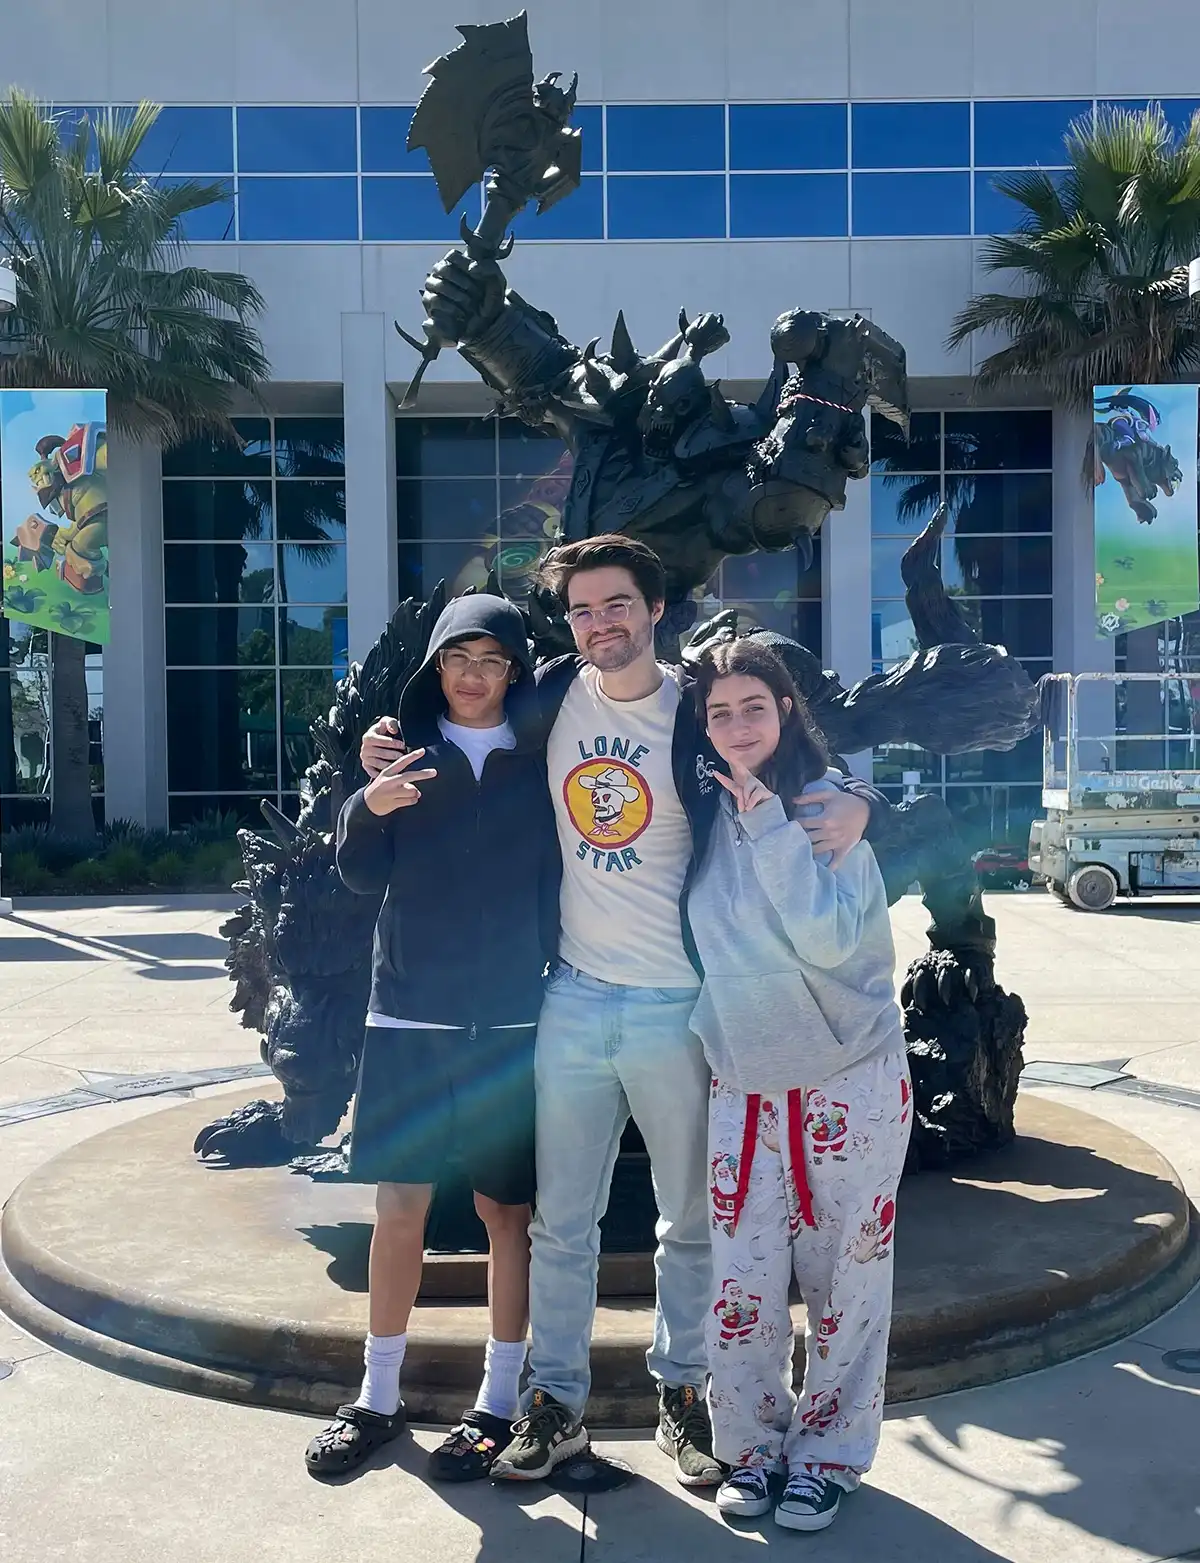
[
  {"left": 1, "top": 389, "right": 109, "bottom": 644},
  {"left": 1093, "top": 383, "right": 1198, "bottom": 638}
]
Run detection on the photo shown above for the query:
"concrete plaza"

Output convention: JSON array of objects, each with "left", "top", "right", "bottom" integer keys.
[{"left": 3, "top": 891, "right": 1200, "bottom": 1562}]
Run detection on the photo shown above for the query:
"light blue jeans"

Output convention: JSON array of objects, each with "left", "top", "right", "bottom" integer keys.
[{"left": 524, "top": 964, "right": 712, "bottom": 1417}]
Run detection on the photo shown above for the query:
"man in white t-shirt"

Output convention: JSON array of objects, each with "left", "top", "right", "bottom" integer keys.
[{"left": 487, "top": 536, "right": 878, "bottom": 1485}]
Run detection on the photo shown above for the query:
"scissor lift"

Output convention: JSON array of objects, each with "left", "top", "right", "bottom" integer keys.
[{"left": 1030, "top": 672, "right": 1200, "bottom": 910}]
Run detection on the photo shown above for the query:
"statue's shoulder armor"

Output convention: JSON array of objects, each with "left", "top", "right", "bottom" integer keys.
[{"left": 672, "top": 404, "right": 765, "bottom": 466}]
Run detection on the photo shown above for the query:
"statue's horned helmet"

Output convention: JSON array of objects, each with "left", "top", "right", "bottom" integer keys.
[
  {"left": 533, "top": 71, "right": 579, "bottom": 127},
  {"left": 638, "top": 358, "right": 710, "bottom": 457},
  {"left": 637, "top": 308, "right": 733, "bottom": 458}
]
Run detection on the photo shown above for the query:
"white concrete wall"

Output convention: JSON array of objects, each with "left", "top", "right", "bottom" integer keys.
[
  {"left": 7, "top": 0, "right": 1179, "bottom": 819},
  {"left": 8, "top": 0, "right": 1198, "bottom": 390}
]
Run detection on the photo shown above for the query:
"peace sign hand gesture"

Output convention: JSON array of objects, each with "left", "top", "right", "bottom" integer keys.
[
  {"left": 363, "top": 747, "right": 437, "bottom": 817},
  {"left": 714, "top": 758, "right": 776, "bottom": 814}
]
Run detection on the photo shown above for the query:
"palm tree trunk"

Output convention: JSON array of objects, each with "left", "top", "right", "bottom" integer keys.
[{"left": 49, "top": 631, "right": 97, "bottom": 839}]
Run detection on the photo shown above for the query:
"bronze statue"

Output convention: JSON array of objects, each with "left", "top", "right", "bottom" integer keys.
[{"left": 196, "top": 15, "right": 1037, "bottom": 1235}]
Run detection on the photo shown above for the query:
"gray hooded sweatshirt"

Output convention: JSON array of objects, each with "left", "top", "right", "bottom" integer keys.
[{"left": 686, "top": 778, "right": 905, "bottom": 1093}]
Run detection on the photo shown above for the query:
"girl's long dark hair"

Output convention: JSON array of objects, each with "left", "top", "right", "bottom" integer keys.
[{"left": 692, "top": 637, "right": 830, "bottom": 818}]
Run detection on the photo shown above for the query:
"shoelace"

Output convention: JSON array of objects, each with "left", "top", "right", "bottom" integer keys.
[
  {"left": 671, "top": 1395, "right": 712, "bottom": 1450},
  {"left": 511, "top": 1400, "right": 572, "bottom": 1439},
  {"left": 784, "top": 1466, "right": 831, "bottom": 1502},
  {"left": 727, "top": 1467, "right": 770, "bottom": 1495}
]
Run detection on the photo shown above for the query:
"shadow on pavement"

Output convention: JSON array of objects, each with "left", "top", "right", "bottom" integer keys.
[
  {"left": 908, "top": 1326, "right": 1200, "bottom": 1561},
  {"left": 331, "top": 1428, "right": 1014, "bottom": 1561}
]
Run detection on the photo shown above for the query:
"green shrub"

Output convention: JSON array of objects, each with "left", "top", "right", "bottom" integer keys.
[
  {"left": 103, "top": 843, "right": 148, "bottom": 891},
  {"left": 147, "top": 851, "right": 187, "bottom": 887},
  {"left": 185, "top": 841, "right": 241, "bottom": 889},
  {"left": 66, "top": 857, "right": 117, "bottom": 893},
  {"left": 5, "top": 851, "right": 53, "bottom": 895},
  {"left": 181, "top": 809, "right": 243, "bottom": 848},
  {"left": 2, "top": 825, "right": 86, "bottom": 875}
]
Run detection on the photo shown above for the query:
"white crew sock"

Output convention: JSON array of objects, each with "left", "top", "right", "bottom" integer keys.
[
  {"left": 472, "top": 1336, "right": 528, "bottom": 1421},
  {"left": 354, "top": 1331, "right": 407, "bottom": 1416}
]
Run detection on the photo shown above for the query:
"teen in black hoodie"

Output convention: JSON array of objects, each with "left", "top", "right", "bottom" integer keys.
[{"left": 305, "top": 595, "right": 559, "bottom": 1484}]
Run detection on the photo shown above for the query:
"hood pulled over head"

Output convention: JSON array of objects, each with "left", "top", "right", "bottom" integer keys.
[{"left": 399, "top": 593, "right": 534, "bottom": 734}]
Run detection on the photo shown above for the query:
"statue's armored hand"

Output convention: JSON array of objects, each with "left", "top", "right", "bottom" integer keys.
[{"left": 421, "top": 250, "right": 506, "bottom": 347}]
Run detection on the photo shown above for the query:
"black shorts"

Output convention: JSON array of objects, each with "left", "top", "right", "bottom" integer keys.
[{"left": 346, "top": 1023, "right": 536, "bottom": 1206}]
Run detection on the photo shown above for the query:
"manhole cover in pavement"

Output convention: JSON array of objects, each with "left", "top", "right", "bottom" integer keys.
[{"left": 1162, "top": 1349, "right": 1200, "bottom": 1374}]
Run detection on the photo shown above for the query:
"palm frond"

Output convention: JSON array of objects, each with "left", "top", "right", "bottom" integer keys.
[
  {"left": 951, "top": 102, "right": 1200, "bottom": 404},
  {"left": 0, "top": 89, "right": 268, "bottom": 439}
]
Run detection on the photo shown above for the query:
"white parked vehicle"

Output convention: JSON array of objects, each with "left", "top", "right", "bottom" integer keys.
[{"left": 1030, "top": 672, "right": 1200, "bottom": 910}]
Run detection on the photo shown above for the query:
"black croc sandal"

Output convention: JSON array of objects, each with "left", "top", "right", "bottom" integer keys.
[
  {"left": 305, "top": 1402, "right": 406, "bottom": 1479},
  {"left": 428, "top": 1410, "right": 513, "bottom": 1483}
]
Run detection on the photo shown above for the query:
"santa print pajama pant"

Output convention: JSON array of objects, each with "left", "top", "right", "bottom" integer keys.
[{"left": 705, "top": 1047, "right": 913, "bottom": 1477}]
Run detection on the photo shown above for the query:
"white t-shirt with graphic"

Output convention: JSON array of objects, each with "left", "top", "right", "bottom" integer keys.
[{"left": 547, "top": 663, "right": 699, "bottom": 988}]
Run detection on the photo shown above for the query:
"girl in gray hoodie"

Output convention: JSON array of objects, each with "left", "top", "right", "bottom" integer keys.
[{"left": 687, "top": 637, "right": 912, "bottom": 1534}]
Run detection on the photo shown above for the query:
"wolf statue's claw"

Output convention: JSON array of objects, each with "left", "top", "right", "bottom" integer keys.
[{"left": 193, "top": 1099, "right": 300, "bottom": 1166}]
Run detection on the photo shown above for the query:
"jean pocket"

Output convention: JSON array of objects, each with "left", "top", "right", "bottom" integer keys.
[
  {"left": 651, "top": 986, "right": 701, "bottom": 1003},
  {"left": 544, "top": 962, "right": 573, "bottom": 992}
]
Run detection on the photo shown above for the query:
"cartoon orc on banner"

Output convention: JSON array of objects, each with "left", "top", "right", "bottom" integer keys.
[{"left": 23, "top": 423, "right": 108, "bottom": 593}]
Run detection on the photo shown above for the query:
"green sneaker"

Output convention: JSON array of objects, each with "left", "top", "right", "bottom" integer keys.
[
  {"left": 489, "top": 1389, "right": 589, "bottom": 1481},
  {"left": 775, "top": 1464, "right": 844, "bottom": 1532},
  {"left": 655, "top": 1384, "right": 725, "bottom": 1488}
]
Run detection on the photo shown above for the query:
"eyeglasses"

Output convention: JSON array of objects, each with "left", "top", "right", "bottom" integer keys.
[
  {"left": 438, "top": 648, "right": 513, "bottom": 680},
  {"left": 564, "top": 599, "right": 634, "bottom": 630}
]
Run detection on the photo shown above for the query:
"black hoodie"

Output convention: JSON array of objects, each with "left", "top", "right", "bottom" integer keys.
[{"left": 336, "top": 595, "right": 560, "bottom": 1029}]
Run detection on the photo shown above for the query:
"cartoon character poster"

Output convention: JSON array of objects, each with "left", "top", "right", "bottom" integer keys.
[
  {"left": 1, "top": 389, "right": 109, "bottom": 645},
  {"left": 1093, "top": 383, "right": 1198, "bottom": 638}
]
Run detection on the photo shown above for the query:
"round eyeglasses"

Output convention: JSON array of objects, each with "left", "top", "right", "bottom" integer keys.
[
  {"left": 564, "top": 599, "right": 634, "bottom": 630},
  {"left": 438, "top": 648, "right": 513, "bottom": 680}
]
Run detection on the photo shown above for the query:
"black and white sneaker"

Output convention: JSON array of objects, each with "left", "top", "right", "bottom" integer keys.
[
  {"left": 715, "top": 1464, "right": 772, "bottom": 1518},
  {"left": 775, "top": 1464, "right": 844, "bottom": 1531},
  {"left": 489, "top": 1389, "right": 589, "bottom": 1481},
  {"left": 656, "top": 1384, "right": 725, "bottom": 1488}
]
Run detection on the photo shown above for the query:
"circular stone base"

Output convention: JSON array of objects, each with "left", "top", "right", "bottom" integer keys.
[{"left": 2, "top": 1088, "right": 1197, "bottom": 1425}]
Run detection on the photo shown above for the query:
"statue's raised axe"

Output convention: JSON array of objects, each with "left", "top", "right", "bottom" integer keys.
[{"left": 395, "top": 11, "right": 582, "bottom": 409}]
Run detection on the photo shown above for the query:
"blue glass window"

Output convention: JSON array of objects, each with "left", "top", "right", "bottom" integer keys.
[
  {"left": 510, "top": 175, "right": 603, "bottom": 239},
  {"left": 1100, "top": 98, "right": 1200, "bottom": 138},
  {"left": 51, "top": 105, "right": 99, "bottom": 169},
  {"left": 572, "top": 105, "right": 603, "bottom": 173},
  {"left": 975, "top": 171, "right": 1015, "bottom": 234},
  {"left": 730, "top": 174, "right": 847, "bottom": 238},
  {"left": 973, "top": 100, "right": 1088, "bottom": 168},
  {"left": 852, "top": 172, "right": 969, "bottom": 236},
  {"left": 157, "top": 177, "right": 235, "bottom": 242},
  {"left": 729, "top": 104, "right": 847, "bottom": 170},
  {"left": 136, "top": 107, "right": 234, "bottom": 174},
  {"left": 238, "top": 178, "right": 359, "bottom": 241},
  {"left": 945, "top": 410, "right": 1052, "bottom": 470},
  {"left": 973, "top": 169, "right": 1062, "bottom": 235},
  {"left": 236, "top": 108, "right": 357, "bottom": 174},
  {"left": 607, "top": 175, "right": 725, "bottom": 239},
  {"left": 606, "top": 105, "right": 724, "bottom": 172},
  {"left": 362, "top": 177, "right": 480, "bottom": 241},
  {"left": 360, "top": 106, "right": 424, "bottom": 172},
  {"left": 851, "top": 102, "right": 969, "bottom": 169}
]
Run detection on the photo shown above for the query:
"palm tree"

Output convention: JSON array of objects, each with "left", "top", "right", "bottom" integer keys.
[
  {"left": 0, "top": 92, "right": 268, "bottom": 838},
  {"left": 948, "top": 103, "right": 1200, "bottom": 766}
]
